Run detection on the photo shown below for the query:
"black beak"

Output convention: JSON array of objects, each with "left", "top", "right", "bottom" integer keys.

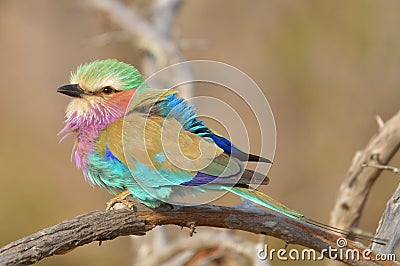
[{"left": 57, "top": 84, "right": 85, "bottom": 98}]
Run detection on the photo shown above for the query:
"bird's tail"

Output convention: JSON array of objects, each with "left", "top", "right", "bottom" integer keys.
[{"left": 224, "top": 186, "right": 387, "bottom": 245}]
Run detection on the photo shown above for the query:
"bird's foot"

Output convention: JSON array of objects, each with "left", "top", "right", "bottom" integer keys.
[
  {"left": 187, "top": 222, "right": 197, "bottom": 237},
  {"left": 106, "top": 190, "right": 134, "bottom": 210}
]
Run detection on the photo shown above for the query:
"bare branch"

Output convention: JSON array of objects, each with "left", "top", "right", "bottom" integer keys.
[
  {"left": 84, "top": 0, "right": 194, "bottom": 98},
  {"left": 0, "top": 204, "right": 395, "bottom": 266},
  {"left": 376, "top": 115, "right": 385, "bottom": 129},
  {"left": 142, "top": 0, "right": 194, "bottom": 97},
  {"left": 358, "top": 163, "right": 400, "bottom": 254},
  {"left": 85, "top": 0, "right": 181, "bottom": 64},
  {"left": 330, "top": 110, "right": 400, "bottom": 230},
  {"left": 140, "top": 231, "right": 264, "bottom": 266},
  {"left": 152, "top": 0, "right": 183, "bottom": 39},
  {"left": 372, "top": 183, "right": 400, "bottom": 254},
  {"left": 362, "top": 163, "right": 400, "bottom": 174}
]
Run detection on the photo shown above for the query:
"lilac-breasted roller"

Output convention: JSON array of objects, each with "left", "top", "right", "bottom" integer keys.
[{"left": 57, "top": 59, "right": 385, "bottom": 244}]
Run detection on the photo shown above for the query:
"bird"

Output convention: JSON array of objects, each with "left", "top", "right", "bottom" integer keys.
[{"left": 58, "top": 59, "right": 385, "bottom": 244}]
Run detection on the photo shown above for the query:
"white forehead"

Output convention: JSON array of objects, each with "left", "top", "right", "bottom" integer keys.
[{"left": 70, "top": 74, "right": 124, "bottom": 92}]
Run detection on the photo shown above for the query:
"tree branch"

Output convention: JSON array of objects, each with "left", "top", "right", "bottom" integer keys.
[
  {"left": 372, "top": 182, "right": 400, "bottom": 254},
  {"left": 85, "top": 0, "right": 181, "bottom": 63},
  {"left": 0, "top": 204, "right": 396, "bottom": 266},
  {"left": 84, "top": 0, "right": 194, "bottom": 98},
  {"left": 358, "top": 163, "right": 400, "bottom": 254},
  {"left": 139, "top": 231, "right": 263, "bottom": 266},
  {"left": 330, "top": 110, "right": 400, "bottom": 230}
]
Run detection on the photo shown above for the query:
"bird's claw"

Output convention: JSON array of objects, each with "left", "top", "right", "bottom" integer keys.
[
  {"left": 106, "top": 190, "right": 134, "bottom": 210},
  {"left": 188, "top": 222, "right": 197, "bottom": 237}
]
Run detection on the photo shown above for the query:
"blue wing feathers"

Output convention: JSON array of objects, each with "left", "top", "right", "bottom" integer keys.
[
  {"left": 157, "top": 93, "right": 271, "bottom": 163},
  {"left": 158, "top": 94, "right": 210, "bottom": 135},
  {"left": 105, "top": 146, "right": 120, "bottom": 162},
  {"left": 157, "top": 94, "right": 237, "bottom": 151}
]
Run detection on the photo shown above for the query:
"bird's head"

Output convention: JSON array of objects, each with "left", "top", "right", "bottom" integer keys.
[{"left": 58, "top": 59, "right": 145, "bottom": 132}]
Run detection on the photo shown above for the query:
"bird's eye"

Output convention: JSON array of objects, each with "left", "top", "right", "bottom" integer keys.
[{"left": 102, "top": 86, "right": 115, "bottom": 94}]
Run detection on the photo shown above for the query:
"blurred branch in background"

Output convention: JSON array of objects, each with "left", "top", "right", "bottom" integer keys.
[
  {"left": 0, "top": 203, "right": 395, "bottom": 266},
  {"left": 139, "top": 231, "right": 267, "bottom": 266},
  {"left": 85, "top": 0, "right": 194, "bottom": 98}
]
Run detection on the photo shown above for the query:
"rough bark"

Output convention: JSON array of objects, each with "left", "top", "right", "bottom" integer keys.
[
  {"left": 330, "top": 112, "right": 400, "bottom": 230},
  {"left": 0, "top": 204, "right": 396, "bottom": 266}
]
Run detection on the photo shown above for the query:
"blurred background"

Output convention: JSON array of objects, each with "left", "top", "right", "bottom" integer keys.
[{"left": 1, "top": 0, "right": 400, "bottom": 265}]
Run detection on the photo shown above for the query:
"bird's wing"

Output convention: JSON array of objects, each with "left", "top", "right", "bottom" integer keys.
[
  {"left": 206, "top": 132, "right": 272, "bottom": 163},
  {"left": 129, "top": 89, "right": 272, "bottom": 163},
  {"left": 96, "top": 112, "right": 267, "bottom": 189},
  {"left": 123, "top": 113, "right": 245, "bottom": 186}
]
